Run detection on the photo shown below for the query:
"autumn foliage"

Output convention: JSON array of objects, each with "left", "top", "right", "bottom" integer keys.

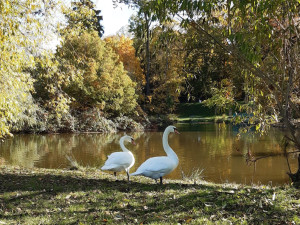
[{"left": 105, "top": 36, "right": 145, "bottom": 95}]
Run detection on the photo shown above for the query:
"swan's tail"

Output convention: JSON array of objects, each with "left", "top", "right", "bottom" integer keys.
[
  {"left": 101, "top": 165, "right": 114, "bottom": 171},
  {"left": 130, "top": 171, "right": 141, "bottom": 176}
]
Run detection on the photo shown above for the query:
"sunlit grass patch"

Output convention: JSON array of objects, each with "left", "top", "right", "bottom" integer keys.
[{"left": 0, "top": 166, "right": 299, "bottom": 224}]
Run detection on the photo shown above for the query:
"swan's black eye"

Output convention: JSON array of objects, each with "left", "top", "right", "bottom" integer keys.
[{"left": 173, "top": 127, "right": 180, "bottom": 134}]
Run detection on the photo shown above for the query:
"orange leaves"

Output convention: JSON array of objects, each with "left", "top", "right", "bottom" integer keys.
[
  {"left": 105, "top": 35, "right": 145, "bottom": 86},
  {"left": 58, "top": 31, "right": 138, "bottom": 115}
]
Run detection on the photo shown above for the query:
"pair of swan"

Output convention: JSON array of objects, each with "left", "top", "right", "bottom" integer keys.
[{"left": 101, "top": 125, "right": 179, "bottom": 184}]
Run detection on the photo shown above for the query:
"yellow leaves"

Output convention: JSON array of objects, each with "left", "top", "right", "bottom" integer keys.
[
  {"left": 0, "top": 68, "right": 34, "bottom": 138},
  {"left": 58, "top": 31, "right": 138, "bottom": 115},
  {"left": 185, "top": 217, "right": 193, "bottom": 223},
  {"left": 5, "top": 0, "right": 9, "bottom": 8},
  {"left": 105, "top": 35, "right": 145, "bottom": 86},
  {"left": 30, "top": 3, "right": 38, "bottom": 11},
  {"left": 255, "top": 123, "right": 261, "bottom": 131}
]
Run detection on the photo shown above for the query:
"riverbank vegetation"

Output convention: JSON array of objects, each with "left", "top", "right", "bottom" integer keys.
[
  {"left": 1, "top": 0, "right": 299, "bottom": 134},
  {"left": 0, "top": 166, "right": 299, "bottom": 224},
  {"left": 173, "top": 103, "right": 231, "bottom": 123},
  {"left": 0, "top": 0, "right": 145, "bottom": 138}
]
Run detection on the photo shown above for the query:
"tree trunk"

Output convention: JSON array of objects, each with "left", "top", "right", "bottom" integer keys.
[{"left": 145, "top": 12, "right": 150, "bottom": 97}]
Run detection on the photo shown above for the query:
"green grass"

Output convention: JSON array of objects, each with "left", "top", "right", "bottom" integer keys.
[
  {"left": 172, "top": 103, "right": 231, "bottom": 123},
  {"left": 0, "top": 166, "right": 299, "bottom": 224}
]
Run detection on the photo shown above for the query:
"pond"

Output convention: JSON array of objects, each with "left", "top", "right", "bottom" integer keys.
[{"left": 0, "top": 123, "right": 298, "bottom": 186}]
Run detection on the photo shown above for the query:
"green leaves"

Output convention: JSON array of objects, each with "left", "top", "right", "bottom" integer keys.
[
  {"left": 63, "top": 0, "right": 103, "bottom": 37},
  {"left": 0, "top": 0, "right": 44, "bottom": 138},
  {"left": 57, "top": 31, "right": 138, "bottom": 116}
]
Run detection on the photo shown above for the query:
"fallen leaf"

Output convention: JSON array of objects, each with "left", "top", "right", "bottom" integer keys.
[
  {"left": 185, "top": 217, "right": 192, "bottom": 223},
  {"left": 65, "top": 194, "right": 71, "bottom": 199}
]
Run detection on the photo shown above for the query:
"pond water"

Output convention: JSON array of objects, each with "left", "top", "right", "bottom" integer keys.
[{"left": 0, "top": 123, "right": 298, "bottom": 186}]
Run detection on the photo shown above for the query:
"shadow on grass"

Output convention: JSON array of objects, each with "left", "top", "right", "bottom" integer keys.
[
  {"left": 126, "top": 187, "right": 296, "bottom": 224},
  {"left": 0, "top": 171, "right": 212, "bottom": 223},
  {"left": 0, "top": 172, "right": 219, "bottom": 195},
  {"left": 0, "top": 171, "right": 298, "bottom": 224}
]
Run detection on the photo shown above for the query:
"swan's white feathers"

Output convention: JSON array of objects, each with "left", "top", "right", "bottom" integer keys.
[
  {"left": 131, "top": 157, "right": 177, "bottom": 179},
  {"left": 100, "top": 135, "right": 135, "bottom": 175},
  {"left": 101, "top": 152, "right": 134, "bottom": 172},
  {"left": 130, "top": 125, "right": 179, "bottom": 182}
]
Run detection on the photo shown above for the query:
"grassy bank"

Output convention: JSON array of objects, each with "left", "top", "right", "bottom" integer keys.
[
  {"left": 0, "top": 166, "right": 299, "bottom": 224},
  {"left": 173, "top": 103, "right": 231, "bottom": 123}
]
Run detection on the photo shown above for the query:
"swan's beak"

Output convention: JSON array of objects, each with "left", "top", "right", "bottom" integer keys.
[
  {"left": 131, "top": 140, "right": 136, "bottom": 145},
  {"left": 174, "top": 128, "right": 180, "bottom": 134}
]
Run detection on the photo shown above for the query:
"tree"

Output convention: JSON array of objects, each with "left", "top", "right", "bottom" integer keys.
[
  {"left": 57, "top": 31, "right": 138, "bottom": 116},
  {"left": 147, "top": 0, "right": 300, "bottom": 183},
  {"left": 32, "top": 54, "right": 71, "bottom": 121},
  {"left": 182, "top": 19, "right": 236, "bottom": 102},
  {"left": 104, "top": 35, "right": 145, "bottom": 98},
  {"left": 0, "top": 0, "right": 56, "bottom": 138},
  {"left": 56, "top": 1, "right": 138, "bottom": 116},
  {"left": 147, "top": 24, "right": 185, "bottom": 113},
  {"left": 64, "top": 0, "right": 104, "bottom": 37},
  {"left": 115, "top": 0, "right": 154, "bottom": 97}
]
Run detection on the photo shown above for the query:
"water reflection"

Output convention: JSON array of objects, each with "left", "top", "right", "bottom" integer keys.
[{"left": 0, "top": 124, "right": 298, "bottom": 185}]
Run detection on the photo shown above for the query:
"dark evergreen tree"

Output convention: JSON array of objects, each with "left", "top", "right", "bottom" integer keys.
[{"left": 71, "top": 0, "right": 104, "bottom": 37}]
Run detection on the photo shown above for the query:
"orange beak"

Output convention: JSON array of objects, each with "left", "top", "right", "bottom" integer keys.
[
  {"left": 131, "top": 140, "right": 136, "bottom": 145},
  {"left": 174, "top": 128, "right": 180, "bottom": 134}
]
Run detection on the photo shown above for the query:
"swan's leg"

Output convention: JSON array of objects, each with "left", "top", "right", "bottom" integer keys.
[
  {"left": 160, "top": 177, "right": 163, "bottom": 185},
  {"left": 126, "top": 169, "right": 130, "bottom": 182},
  {"left": 113, "top": 172, "right": 118, "bottom": 181}
]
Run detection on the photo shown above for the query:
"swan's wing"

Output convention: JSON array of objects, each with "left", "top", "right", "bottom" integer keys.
[
  {"left": 131, "top": 157, "right": 175, "bottom": 178},
  {"left": 101, "top": 152, "right": 134, "bottom": 170},
  {"left": 137, "top": 157, "right": 174, "bottom": 172}
]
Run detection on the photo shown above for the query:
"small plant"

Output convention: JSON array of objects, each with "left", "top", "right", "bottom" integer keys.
[
  {"left": 181, "top": 167, "right": 205, "bottom": 184},
  {"left": 65, "top": 153, "right": 80, "bottom": 170}
]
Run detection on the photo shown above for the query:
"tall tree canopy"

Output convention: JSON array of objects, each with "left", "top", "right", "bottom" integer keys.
[
  {"left": 0, "top": 0, "right": 59, "bottom": 138},
  {"left": 57, "top": 31, "right": 138, "bottom": 116},
  {"left": 66, "top": 0, "right": 104, "bottom": 37},
  {"left": 117, "top": 0, "right": 300, "bottom": 182},
  {"left": 105, "top": 35, "right": 145, "bottom": 98},
  {"left": 0, "top": 0, "right": 138, "bottom": 138}
]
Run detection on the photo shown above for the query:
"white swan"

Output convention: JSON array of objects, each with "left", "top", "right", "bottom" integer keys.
[
  {"left": 101, "top": 135, "right": 135, "bottom": 181},
  {"left": 131, "top": 125, "right": 179, "bottom": 184}
]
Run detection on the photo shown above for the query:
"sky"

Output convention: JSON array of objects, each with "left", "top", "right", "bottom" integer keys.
[{"left": 94, "top": 0, "right": 136, "bottom": 37}]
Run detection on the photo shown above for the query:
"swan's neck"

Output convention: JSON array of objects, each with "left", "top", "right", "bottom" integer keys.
[
  {"left": 120, "top": 139, "right": 130, "bottom": 152},
  {"left": 163, "top": 131, "right": 179, "bottom": 164}
]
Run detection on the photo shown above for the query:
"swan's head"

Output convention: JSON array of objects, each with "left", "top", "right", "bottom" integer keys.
[
  {"left": 166, "top": 125, "right": 180, "bottom": 134},
  {"left": 122, "top": 135, "right": 136, "bottom": 145}
]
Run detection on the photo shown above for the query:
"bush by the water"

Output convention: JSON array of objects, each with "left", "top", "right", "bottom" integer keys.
[{"left": 11, "top": 107, "right": 144, "bottom": 134}]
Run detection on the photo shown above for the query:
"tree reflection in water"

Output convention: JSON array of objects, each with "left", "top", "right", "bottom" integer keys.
[{"left": 0, "top": 124, "right": 297, "bottom": 185}]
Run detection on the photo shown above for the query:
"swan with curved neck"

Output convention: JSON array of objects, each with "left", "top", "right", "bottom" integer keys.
[
  {"left": 101, "top": 135, "right": 135, "bottom": 181},
  {"left": 131, "top": 125, "right": 179, "bottom": 184}
]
